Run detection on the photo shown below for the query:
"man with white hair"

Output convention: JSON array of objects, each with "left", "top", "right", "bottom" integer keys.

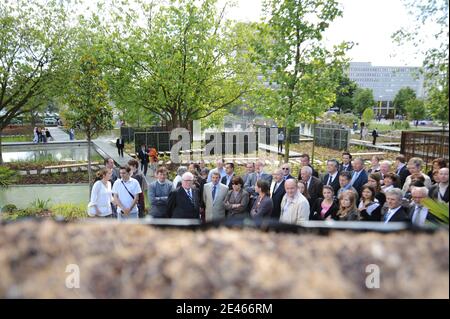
[
  {"left": 279, "top": 179, "right": 310, "bottom": 225},
  {"left": 409, "top": 186, "right": 438, "bottom": 226},
  {"left": 429, "top": 167, "right": 449, "bottom": 203},
  {"left": 402, "top": 157, "right": 432, "bottom": 192},
  {"left": 167, "top": 172, "right": 200, "bottom": 219},
  {"left": 379, "top": 160, "right": 392, "bottom": 184},
  {"left": 382, "top": 188, "right": 409, "bottom": 223},
  {"left": 300, "top": 166, "right": 323, "bottom": 203}
]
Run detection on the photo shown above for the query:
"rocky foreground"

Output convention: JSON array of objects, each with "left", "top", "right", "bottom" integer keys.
[{"left": 0, "top": 220, "right": 448, "bottom": 298}]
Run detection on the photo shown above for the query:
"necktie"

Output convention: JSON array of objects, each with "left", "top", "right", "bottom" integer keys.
[
  {"left": 187, "top": 189, "right": 193, "bottom": 203},
  {"left": 212, "top": 185, "right": 217, "bottom": 201},
  {"left": 274, "top": 182, "right": 279, "bottom": 193},
  {"left": 351, "top": 171, "right": 360, "bottom": 185},
  {"left": 383, "top": 210, "right": 391, "bottom": 222},
  {"left": 413, "top": 206, "right": 422, "bottom": 225},
  {"left": 327, "top": 175, "right": 332, "bottom": 185},
  {"left": 257, "top": 173, "right": 261, "bottom": 181}
]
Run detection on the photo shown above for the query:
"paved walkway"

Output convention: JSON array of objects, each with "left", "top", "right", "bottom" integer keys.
[
  {"left": 258, "top": 143, "right": 303, "bottom": 157},
  {"left": 350, "top": 139, "right": 400, "bottom": 152},
  {"left": 47, "top": 126, "right": 71, "bottom": 142}
]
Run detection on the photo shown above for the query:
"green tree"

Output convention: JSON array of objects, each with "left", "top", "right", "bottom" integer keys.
[
  {"left": 352, "top": 88, "right": 375, "bottom": 115},
  {"left": 253, "top": 0, "right": 351, "bottom": 162},
  {"left": 362, "top": 108, "right": 375, "bottom": 128},
  {"left": 393, "top": 0, "right": 448, "bottom": 129},
  {"left": 393, "top": 87, "right": 416, "bottom": 115},
  {"left": 63, "top": 54, "right": 113, "bottom": 190},
  {"left": 405, "top": 98, "right": 426, "bottom": 126},
  {"left": 0, "top": 0, "right": 70, "bottom": 164},
  {"left": 333, "top": 73, "right": 358, "bottom": 113},
  {"left": 104, "top": 0, "right": 259, "bottom": 131}
]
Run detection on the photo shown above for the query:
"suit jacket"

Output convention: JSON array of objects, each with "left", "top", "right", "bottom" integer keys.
[
  {"left": 429, "top": 184, "right": 449, "bottom": 203},
  {"left": 167, "top": 187, "right": 200, "bottom": 219},
  {"left": 306, "top": 176, "right": 323, "bottom": 203},
  {"left": 244, "top": 172, "right": 273, "bottom": 197},
  {"left": 221, "top": 174, "right": 235, "bottom": 190},
  {"left": 351, "top": 169, "right": 368, "bottom": 196},
  {"left": 381, "top": 206, "right": 409, "bottom": 222},
  {"left": 408, "top": 204, "right": 440, "bottom": 225},
  {"left": 339, "top": 162, "right": 353, "bottom": 172},
  {"left": 116, "top": 138, "right": 124, "bottom": 148},
  {"left": 137, "top": 149, "right": 149, "bottom": 163},
  {"left": 396, "top": 165, "right": 410, "bottom": 189},
  {"left": 310, "top": 198, "right": 339, "bottom": 220},
  {"left": 202, "top": 182, "right": 229, "bottom": 221},
  {"left": 322, "top": 172, "right": 340, "bottom": 194},
  {"left": 270, "top": 180, "right": 286, "bottom": 220},
  {"left": 250, "top": 195, "right": 273, "bottom": 219},
  {"left": 223, "top": 189, "right": 249, "bottom": 217},
  {"left": 359, "top": 201, "right": 382, "bottom": 221}
]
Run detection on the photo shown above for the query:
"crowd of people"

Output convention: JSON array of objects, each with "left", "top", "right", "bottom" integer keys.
[
  {"left": 87, "top": 153, "right": 449, "bottom": 227},
  {"left": 32, "top": 127, "right": 53, "bottom": 143}
]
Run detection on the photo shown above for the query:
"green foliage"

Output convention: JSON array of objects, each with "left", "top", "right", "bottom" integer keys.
[
  {"left": 252, "top": 0, "right": 352, "bottom": 162},
  {"left": 30, "top": 198, "right": 51, "bottom": 212},
  {"left": 323, "top": 112, "right": 357, "bottom": 127},
  {"left": 426, "top": 85, "right": 449, "bottom": 128},
  {"left": 405, "top": 98, "right": 426, "bottom": 122},
  {"left": 393, "top": 87, "right": 416, "bottom": 115},
  {"left": 1, "top": 204, "right": 17, "bottom": 213},
  {"left": 391, "top": 120, "right": 410, "bottom": 130},
  {"left": 362, "top": 108, "right": 375, "bottom": 127},
  {"left": 0, "top": 166, "right": 16, "bottom": 187},
  {"left": 333, "top": 73, "right": 358, "bottom": 112},
  {"left": 51, "top": 203, "right": 88, "bottom": 221},
  {"left": 352, "top": 88, "right": 375, "bottom": 115},
  {"left": 421, "top": 198, "right": 449, "bottom": 225}
]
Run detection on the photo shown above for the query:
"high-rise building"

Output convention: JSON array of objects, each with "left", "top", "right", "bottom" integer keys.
[{"left": 347, "top": 62, "right": 424, "bottom": 116}]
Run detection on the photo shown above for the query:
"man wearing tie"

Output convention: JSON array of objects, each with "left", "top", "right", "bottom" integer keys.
[
  {"left": 270, "top": 169, "right": 286, "bottom": 220},
  {"left": 203, "top": 171, "right": 229, "bottom": 221},
  {"left": 167, "top": 172, "right": 200, "bottom": 219},
  {"left": 395, "top": 154, "right": 410, "bottom": 188},
  {"left": 300, "top": 166, "right": 323, "bottom": 203},
  {"left": 409, "top": 186, "right": 438, "bottom": 226},
  {"left": 382, "top": 188, "right": 409, "bottom": 223},
  {"left": 322, "top": 159, "right": 340, "bottom": 194},
  {"left": 349, "top": 158, "right": 368, "bottom": 197},
  {"left": 339, "top": 152, "right": 353, "bottom": 172},
  {"left": 221, "top": 162, "right": 235, "bottom": 189}
]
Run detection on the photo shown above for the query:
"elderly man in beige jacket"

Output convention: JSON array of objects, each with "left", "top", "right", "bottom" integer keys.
[{"left": 279, "top": 179, "right": 310, "bottom": 225}]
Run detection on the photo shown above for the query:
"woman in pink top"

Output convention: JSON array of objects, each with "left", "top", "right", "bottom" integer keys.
[{"left": 310, "top": 185, "right": 339, "bottom": 220}]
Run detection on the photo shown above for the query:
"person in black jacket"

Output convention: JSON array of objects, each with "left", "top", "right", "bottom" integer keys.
[
  {"left": 137, "top": 144, "right": 149, "bottom": 176},
  {"left": 167, "top": 172, "right": 201, "bottom": 220},
  {"left": 358, "top": 184, "right": 382, "bottom": 221},
  {"left": 367, "top": 173, "right": 386, "bottom": 207},
  {"left": 270, "top": 169, "right": 286, "bottom": 220},
  {"left": 300, "top": 153, "right": 319, "bottom": 178},
  {"left": 394, "top": 154, "right": 410, "bottom": 189},
  {"left": 322, "top": 159, "right": 340, "bottom": 194},
  {"left": 382, "top": 188, "right": 410, "bottom": 223},
  {"left": 300, "top": 166, "right": 323, "bottom": 203},
  {"left": 339, "top": 152, "right": 353, "bottom": 172},
  {"left": 116, "top": 137, "right": 125, "bottom": 157},
  {"left": 310, "top": 185, "right": 339, "bottom": 220}
]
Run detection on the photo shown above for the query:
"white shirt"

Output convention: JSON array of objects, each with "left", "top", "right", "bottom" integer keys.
[
  {"left": 381, "top": 184, "right": 394, "bottom": 193},
  {"left": 172, "top": 175, "right": 182, "bottom": 190},
  {"left": 411, "top": 205, "right": 429, "bottom": 226},
  {"left": 88, "top": 180, "right": 113, "bottom": 216},
  {"left": 112, "top": 177, "right": 142, "bottom": 214},
  {"left": 384, "top": 206, "right": 402, "bottom": 223}
]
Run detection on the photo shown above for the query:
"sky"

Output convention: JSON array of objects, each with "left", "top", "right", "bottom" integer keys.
[{"left": 218, "top": 0, "right": 438, "bottom": 67}]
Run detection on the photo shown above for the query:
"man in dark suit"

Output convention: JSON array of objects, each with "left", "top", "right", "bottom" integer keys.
[
  {"left": 350, "top": 158, "right": 368, "bottom": 197},
  {"left": 429, "top": 167, "right": 449, "bottom": 203},
  {"left": 137, "top": 144, "right": 149, "bottom": 176},
  {"left": 395, "top": 154, "right": 410, "bottom": 188},
  {"left": 300, "top": 154, "right": 319, "bottom": 178},
  {"left": 221, "top": 162, "right": 235, "bottom": 190},
  {"left": 322, "top": 159, "right": 340, "bottom": 194},
  {"left": 339, "top": 151, "right": 353, "bottom": 172},
  {"left": 382, "top": 188, "right": 409, "bottom": 223},
  {"left": 270, "top": 168, "right": 286, "bottom": 220},
  {"left": 167, "top": 172, "right": 201, "bottom": 219},
  {"left": 116, "top": 137, "right": 125, "bottom": 157},
  {"left": 300, "top": 166, "right": 323, "bottom": 203},
  {"left": 281, "top": 163, "right": 295, "bottom": 181}
]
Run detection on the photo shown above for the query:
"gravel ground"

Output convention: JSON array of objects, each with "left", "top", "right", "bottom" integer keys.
[{"left": 0, "top": 220, "right": 448, "bottom": 298}]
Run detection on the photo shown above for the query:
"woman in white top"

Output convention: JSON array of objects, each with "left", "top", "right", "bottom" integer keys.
[{"left": 88, "top": 168, "right": 113, "bottom": 217}]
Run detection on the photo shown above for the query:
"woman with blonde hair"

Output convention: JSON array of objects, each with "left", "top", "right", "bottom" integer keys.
[
  {"left": 336, "top": 190, "right": 360, "bottom": 221},
  {"left": 87, "top": 168, "right": 114, "bottom": 218}
]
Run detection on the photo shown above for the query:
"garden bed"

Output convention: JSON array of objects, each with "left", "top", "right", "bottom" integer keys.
[{"left": 0, "top": 220, "right": 447, "bottom": 298}]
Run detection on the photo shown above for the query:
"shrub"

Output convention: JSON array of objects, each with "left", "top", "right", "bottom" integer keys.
[
  {"left": 51, "top": 203, "right": 88, "bottom": 221},
  {"left": 1, "top": 204, "right": 18, "bottom": 213},
  {"left": 0, "top": 166, "right": 16, "bottom": 187}
]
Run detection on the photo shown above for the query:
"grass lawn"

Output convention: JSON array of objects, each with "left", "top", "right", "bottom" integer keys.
[{"left": 2, "top": 135, "right": 33, "bottom": 142}]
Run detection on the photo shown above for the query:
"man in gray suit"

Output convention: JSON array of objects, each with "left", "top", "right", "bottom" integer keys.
[
  {"left": 203, "top": 171, "right": 229, "bottom": 222},
  {"left": 245, "top": 160, "right": 273, "bottom": 207}
]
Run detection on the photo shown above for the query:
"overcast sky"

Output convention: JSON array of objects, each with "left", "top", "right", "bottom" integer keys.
[{"left": 219, "top": 0, "right": 438, "bottom": 67}]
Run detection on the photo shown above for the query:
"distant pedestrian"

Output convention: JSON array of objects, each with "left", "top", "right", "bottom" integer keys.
[
  {"left": 277, "top": 130, "right": 284, "bottom": 152},
  {"left": 33, "top": 127, "right": 39, "bottom": 143},
  {"left": 69, "top": 128, "right": 75, "bottom": 140},
  {"left": 372, "top": 128, "right": 379, "bottom": 145},
  {"left": 45, "top": 128, "right": 53, "bottom": 141},
  {"left": 116, "top": 136, "right": 125, "bottom": 157}
]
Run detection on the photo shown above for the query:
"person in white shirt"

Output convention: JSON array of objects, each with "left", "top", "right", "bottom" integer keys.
[
  {"left": 172, "top": 166, "right": 188, "bottom": 190},
  {"left": 402, "top": 157, "right": 432, "bottom": 192},
  {"left": 88, "top": 168, "right": 114, "bottom": 217},
  {"left": 112, "top": 166, "right": 142, "bottom": 220},
  {"left": 279, "top": 179, "right": 310, "bottom": 225}
]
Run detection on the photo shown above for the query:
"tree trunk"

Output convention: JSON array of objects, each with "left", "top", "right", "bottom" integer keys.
[
  {"left": 0, "top": 130, "right": 3, "bottom": 165},
  {"left": 311, "top": 116, "right": 316, "bottom": 166},
  {"left": 284, "top": 126, "right": 291, "bottom": 163},
  {"left": 87, "top": 134, "right": 93, "bottom": 196}
]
